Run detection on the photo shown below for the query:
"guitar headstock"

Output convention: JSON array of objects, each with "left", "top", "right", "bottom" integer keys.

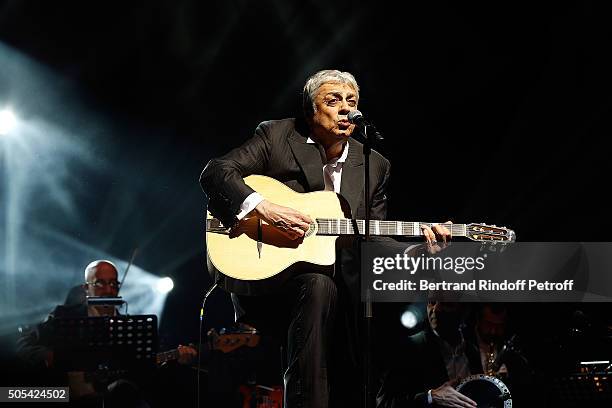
[{"left": 466, "top": 223, "right": 516, "bottom": 243}]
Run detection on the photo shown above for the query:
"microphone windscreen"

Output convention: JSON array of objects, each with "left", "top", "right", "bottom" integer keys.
[{"left": 348, "top": 110, "right": 363, "bottom": 124}]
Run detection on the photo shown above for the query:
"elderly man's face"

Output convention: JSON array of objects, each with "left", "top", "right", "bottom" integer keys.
[
  {"left": 309, "top": 82, "right": 358, "bottom": 142},
  {"left": 477, "top": 306, "right": 507, "bottom": 344},
  {"left": 86, "top": 262, "right": 119, "bottom": 297}
]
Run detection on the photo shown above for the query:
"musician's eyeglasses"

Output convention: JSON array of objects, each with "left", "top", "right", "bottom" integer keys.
[{"left": 87, "top": 280, "right": 120, "bottom": 288}]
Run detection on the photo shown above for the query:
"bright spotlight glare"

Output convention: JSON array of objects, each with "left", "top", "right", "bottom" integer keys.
[
  {"left": 0, "top": 108, "right": 17, "bottom": 135},
  {"left": 156, "top": 277, "right": 174, "bottom": 294},
  {"left": 401, "top": 310, "right": 418, "bottom": 329}
]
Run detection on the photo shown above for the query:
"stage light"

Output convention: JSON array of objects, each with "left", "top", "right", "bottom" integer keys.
[
  {"left": 400, "top": 304, "right": 425, "bottom": 330},
  {"left": 0, "top": 108, "right": 16, "bottom": 135},
  {"left": 401, "top": 309, "right": 418, "bottom": 329},
  {"left": 156, "top": 277, "right": 174, "bottom": 294}
]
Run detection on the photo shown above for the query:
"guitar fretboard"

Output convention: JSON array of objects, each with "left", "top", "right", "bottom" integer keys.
[
  {"left": 315, "top": 219, "right": 467, "bottom": 237},
  {"left": 156, "top": 349, "right": 179, "bottom": 365}
]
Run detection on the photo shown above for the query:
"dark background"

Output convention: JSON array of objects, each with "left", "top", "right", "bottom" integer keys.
[{"left": 0, "top": 0, "right": 610, "bottom": 401}]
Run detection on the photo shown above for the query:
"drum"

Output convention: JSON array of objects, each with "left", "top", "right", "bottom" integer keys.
[{"left": 456, "top": 374, "right": 512, "bottom": 408}]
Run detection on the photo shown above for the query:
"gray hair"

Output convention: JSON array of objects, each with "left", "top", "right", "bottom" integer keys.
[{"left": 302, "top": 69, "right": 360, "bottom": 118}]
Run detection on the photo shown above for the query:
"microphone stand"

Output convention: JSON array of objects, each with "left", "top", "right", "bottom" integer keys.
[{"left": 353, "top": 122, "right": 383, "bottom": 408}]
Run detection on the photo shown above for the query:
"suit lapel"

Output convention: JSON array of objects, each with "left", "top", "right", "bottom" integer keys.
[
  {"left": 288, "top": 130, "right": 365, "bottom": 216},
  {"left": 288, "top": 131, "right": 325, "bottom": 192},
  {"left": 340, "top": 138, "right": 364, "bottom": 218},
  {"left": 466, "top": 341, "right": 484, "bottom": 374}
]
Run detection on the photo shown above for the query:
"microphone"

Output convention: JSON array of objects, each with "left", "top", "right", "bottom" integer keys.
[
  {"left": 347, "top": 110, "right": 383, "bottom": 141},
  {"left": 347, "top": 110, "right": 367, "bottom": 126}
]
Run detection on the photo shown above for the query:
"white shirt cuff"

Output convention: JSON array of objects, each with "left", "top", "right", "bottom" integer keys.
[
  {"left": 427, "top": 389, "right": 433, "bottom": 405},
  {"left": 237, "top": 192, "right": 264, "bottom": 220}
]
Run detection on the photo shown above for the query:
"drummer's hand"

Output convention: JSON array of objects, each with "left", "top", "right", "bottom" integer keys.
[{"left": 431, "top": 379, "right": 477, "bottom": 407}]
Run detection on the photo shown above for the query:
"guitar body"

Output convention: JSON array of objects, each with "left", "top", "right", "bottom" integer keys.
[
  {"left": 206, "top": 175, "right": 516, "bottom": 294},
  {"left": 206, "top": 175, "right": 351, "bottom": 294}
]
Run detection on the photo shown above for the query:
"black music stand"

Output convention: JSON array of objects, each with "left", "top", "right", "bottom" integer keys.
[{"left": 51, "top": 314, "right": 158, "bottom": 372}]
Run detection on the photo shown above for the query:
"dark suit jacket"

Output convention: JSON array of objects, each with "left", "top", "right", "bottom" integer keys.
[
  {"left": 376, "top": 329, "right": 483, "bottom": 408},
  {"left": 200, "top": 117, "right": 390, "bottom": 228},
  {"left": 16, "top": 304, "right": 90, "bottom": 369},
  {"left": 200, "top": 118, "right": 391, "bottom": 364},
  {"left": 200, "top": 117, "right": 391, "bottom": 287}
]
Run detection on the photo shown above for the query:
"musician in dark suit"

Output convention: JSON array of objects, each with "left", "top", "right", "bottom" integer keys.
[
  {"left": 376, "top": 302, "right": 480, "bottom": 408},
  {"left": 17, "top": 260, "right": 122, "bottom": 372},
  {"left": 17, "top": 260, "right": 195, "bottom": 407},
  {"left": 200, "top": 69, "right": 451, "bottom": 408},
  {"left": 473, "top": 303, "right": 535, "bottom": 407}
]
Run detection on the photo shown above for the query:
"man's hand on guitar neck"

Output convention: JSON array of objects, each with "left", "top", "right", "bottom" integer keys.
[
  {"left": 421, "top": 221, "right": 453, "bottom": 254},
  {"left": 253, "top": 200, "right": 313, "bottom": 240},
  {"left": 177, "top": 344, "right": 198, "bottom": 365}
]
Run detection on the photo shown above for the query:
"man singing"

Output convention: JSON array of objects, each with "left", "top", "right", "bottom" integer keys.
[{"left": 200, "top": 69, "right": 450, "bottom": 407}]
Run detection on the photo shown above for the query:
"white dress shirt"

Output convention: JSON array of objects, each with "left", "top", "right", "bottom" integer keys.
[{"left": 236, "top": 138, "right": 349, "bottom": 219}]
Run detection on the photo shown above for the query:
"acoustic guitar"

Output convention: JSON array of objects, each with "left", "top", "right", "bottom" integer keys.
[{"left": 206, "top": 175, "right": 515, "bottom": 293}]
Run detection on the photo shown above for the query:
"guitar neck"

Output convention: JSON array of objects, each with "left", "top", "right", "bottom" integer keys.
[
  {"left": 156, "top": 349, "right": 180, "bottom": 365},
  {"left": 315, "top": 219, "right": 467, "bottom": 238}
]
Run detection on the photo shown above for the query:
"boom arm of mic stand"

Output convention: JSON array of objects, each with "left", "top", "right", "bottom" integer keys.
[{"left": 351, "top": 124, "right": 383, "bottom": 144}]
